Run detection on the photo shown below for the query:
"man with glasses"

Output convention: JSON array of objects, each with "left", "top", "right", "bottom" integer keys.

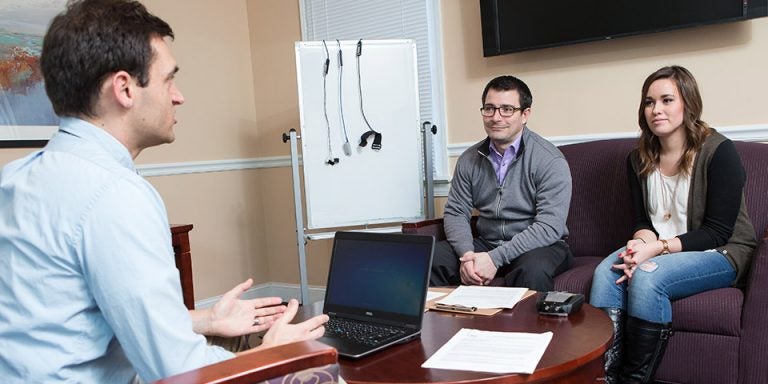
[{"left": 430, "top": 75, "right": 573, "bottom": 291}]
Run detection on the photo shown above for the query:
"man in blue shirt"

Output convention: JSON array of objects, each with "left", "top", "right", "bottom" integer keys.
[{"left": 0, "top": 1, "right": 327, "bottom": 382}]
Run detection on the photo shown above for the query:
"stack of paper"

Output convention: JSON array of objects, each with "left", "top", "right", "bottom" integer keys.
[
  {"left": 436, "top": 286, "right": 528, "bottom": 309},
  {"left": 422, "top": 329, "right": 553, "bottom": 374}
]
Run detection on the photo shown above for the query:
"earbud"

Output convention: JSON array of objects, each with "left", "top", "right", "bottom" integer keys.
[
  {"left": 326, "top": 158, "right": 339, "bottom": 166},
  {"left": 343, "top": 142, "right": 352, "bottom": 156}
]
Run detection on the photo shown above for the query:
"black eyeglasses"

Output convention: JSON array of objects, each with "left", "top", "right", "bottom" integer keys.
[{"left": 480, "top": 105, "right": 524, "bottom": 117}]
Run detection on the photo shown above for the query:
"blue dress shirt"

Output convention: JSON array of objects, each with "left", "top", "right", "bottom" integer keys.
[{"left": 0, "top": 118, "right": 233, "bottom": 383}]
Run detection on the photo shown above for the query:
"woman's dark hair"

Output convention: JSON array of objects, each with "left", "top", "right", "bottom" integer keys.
[
  {"left": 636, "top": 65, "right": 711, "bottom": 176},
  {"left": 40, "top": 0, "right": 174, "bottom": 117}
]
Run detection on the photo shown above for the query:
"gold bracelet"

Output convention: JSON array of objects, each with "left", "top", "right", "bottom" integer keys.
[{"left": 660, "top": 239, "right": 670, "bottom": 255}]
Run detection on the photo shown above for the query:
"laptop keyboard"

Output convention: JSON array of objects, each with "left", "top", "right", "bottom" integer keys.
[{"left": 325, "top": 317, "right": 407, "bottom": 346}]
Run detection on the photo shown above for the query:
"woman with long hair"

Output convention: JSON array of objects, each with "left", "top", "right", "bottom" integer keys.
[{"left": 590, "top": 66, "right": 757, "bottom": 383}]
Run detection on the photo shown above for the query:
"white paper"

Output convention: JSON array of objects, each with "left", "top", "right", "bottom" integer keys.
[
  {"left": 426, "top": 290, "right": 447, "bottom": 303},
  {"left": 436, "top": 286, "right": 528, "bottom": 309},
  {"left": 422, "top": 329, "right": 552, "bottom": 374}
]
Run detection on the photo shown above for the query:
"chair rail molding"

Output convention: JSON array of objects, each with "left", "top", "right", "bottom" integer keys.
[
  {"left": 137, "top": 156, "right": 294, "bottom": 177},
  {"left": 448, "top": 124, "right": 768, "bottom": 157},
  {"left": 138, "top": 124, "right": 767, "bottom": 179}
]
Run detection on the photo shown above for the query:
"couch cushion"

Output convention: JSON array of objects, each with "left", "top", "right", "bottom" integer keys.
[
  {"left": 266, "top": 364, "right": 339, "bottom": 384},
  {"left": 670, "top": 288, "right": 743, "bottom": 336},
  {"left": 560, "top": 139, "right": 637, "bottom": 257},
  {"left": 554, "top": 256, "right": 602, "bottom": 297},
  {"left": 656, "top": 331, "right": 739, "bottom": 384},
  {"left": 736, "top": 141, "right": 768, "bottom": 239}
]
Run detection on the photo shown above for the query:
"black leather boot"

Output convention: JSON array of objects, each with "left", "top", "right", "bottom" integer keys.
[
  {"left": 601, "top": 308, "right": 625, "bottom": 384},
  {"left": 621, "top": 316, "right": 673, "bottom": 383}
]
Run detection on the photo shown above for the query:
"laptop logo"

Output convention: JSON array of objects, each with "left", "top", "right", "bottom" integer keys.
[{"left": 366, "top": 311, "right": 373, "bottom": 316}]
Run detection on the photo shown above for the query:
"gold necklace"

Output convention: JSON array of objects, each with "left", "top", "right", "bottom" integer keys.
[{"left": 657, "top": 169, "right": 681, "bottom": 222}]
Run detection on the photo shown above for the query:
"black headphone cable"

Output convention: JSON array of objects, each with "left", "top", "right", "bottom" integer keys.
[
  {"left": 337, "top": 39, "right": 352, "bottom": 156},
  {"left": 355, "top": 39, "right": 382, "bottom": 151},
  {"left": 322, "top": 40, "right": 338, "bottom": 165}
]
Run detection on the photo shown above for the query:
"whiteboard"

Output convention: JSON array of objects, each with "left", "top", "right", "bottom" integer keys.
[{"left": 295, "top": 40, "right": 424, "bottom": 229}]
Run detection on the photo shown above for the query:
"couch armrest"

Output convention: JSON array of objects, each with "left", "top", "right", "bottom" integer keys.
[
  {"left": 170, "top": 224, "right": 195, "bottom": 310},
  {"left": 153, "top": 340, "right": 338, "bottom": 384},
  {"left": 402, "top": 218, "right": 447, "bottom": 241},
  {"left": 738, "top": 229, "right": 768, "bottom": 383},
  {"left": 401, "top": 216, "right": 478, "bottom": 242}
]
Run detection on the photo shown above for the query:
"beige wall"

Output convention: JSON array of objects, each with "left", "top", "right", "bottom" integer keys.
[
  {"left": 2, "top": 0, "right": 766, "bottom": 300},
  {"left": 143, "top": 0, "right": 261, "bottom": 163},
  {"left": 146, "top": 0, "right": 333, "bottom": 296},
  {"left": 244, "top": 1, "right": 335, "bottom": 287},
  {"left": 150, "top": 0, "right": 337, "bottom": 295},
  {"left": 441, "top": 1, "right": 768, "bottom": 144}
]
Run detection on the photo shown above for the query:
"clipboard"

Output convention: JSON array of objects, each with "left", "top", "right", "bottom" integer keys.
[{"left": 425, "top": 287, "right": 535, "bottom": 316}]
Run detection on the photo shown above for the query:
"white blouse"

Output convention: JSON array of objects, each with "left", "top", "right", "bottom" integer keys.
[{"left": 647, "top": 168, "right": 690, "bottom": 240}]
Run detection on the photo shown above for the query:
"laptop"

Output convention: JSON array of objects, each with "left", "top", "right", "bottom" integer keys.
[{"left": 318, "top": 231, "right": 434, "bottom": 359}]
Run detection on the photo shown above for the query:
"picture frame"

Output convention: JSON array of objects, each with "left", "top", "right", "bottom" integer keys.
[{"left": 0, "top": 0, "right": 66, "bottom": 148}]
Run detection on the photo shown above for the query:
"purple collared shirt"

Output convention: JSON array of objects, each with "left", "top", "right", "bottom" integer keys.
[{"left": 488, "top": 134, "right": 522, "bottom": 185}]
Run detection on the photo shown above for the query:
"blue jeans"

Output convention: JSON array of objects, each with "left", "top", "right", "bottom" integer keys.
[{"left": 589, "top": 247, "right": 735, "bottom": 323}]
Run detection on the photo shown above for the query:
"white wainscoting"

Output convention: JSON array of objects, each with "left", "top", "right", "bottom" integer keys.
[
  {"left": 139, "top": 125, "right": 768, "bottom": 180},
  {"left": 446, "top": 124, "right": 768, "bottom": 158},
  {"left": 440, "top": 124, "right": 768, "bottom": 197},
  {"left": 137, "top": 156, "right": 291, "bottom": 177}
]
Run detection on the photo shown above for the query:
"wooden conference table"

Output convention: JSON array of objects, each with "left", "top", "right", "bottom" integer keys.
[{"left": 296, "top": 293, "right": 613, "bottom": 383}]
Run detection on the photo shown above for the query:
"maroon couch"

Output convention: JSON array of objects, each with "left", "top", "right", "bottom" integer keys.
[{"left": 403, "top": 138, "right": 768, "bottom": 384}]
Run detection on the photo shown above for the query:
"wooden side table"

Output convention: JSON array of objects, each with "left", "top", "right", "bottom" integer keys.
[{"left": 170, "top": 224, "right": 195, "bottom": 310}]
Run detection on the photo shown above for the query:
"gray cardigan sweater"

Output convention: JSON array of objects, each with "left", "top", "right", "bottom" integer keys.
[
  {"left": 628, "top": 130, "right": 757, "bottom": 286},
  {"left": 443, "top": 127, "right": 572, "bottom": 267}
]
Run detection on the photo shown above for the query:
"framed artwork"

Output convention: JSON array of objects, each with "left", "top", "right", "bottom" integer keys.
[{"left": 0, "top": 0, "right": 66, "bottom": 148}]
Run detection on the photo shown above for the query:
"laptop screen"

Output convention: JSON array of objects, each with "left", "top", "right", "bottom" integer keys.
[{"left": 324, "top": 232, "right": 434, "bottom": 324}]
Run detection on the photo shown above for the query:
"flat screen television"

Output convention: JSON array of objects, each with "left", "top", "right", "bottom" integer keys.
[{"left": 480, "top": 0, "right": 768, "bottom": 57}]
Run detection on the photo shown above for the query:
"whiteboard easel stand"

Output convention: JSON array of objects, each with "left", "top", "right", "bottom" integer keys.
[
  {"left": 282, "top": 128, "right": 310, "bottom": 304},
  {"left": 282, "top": 125, "right": 436, "bottom": 304},
  {"left": 289, "top": 40, "right": 428, "bottom": 304},
  {"left": 422, "top": 121, "right": 437, "bottom": 219}
]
